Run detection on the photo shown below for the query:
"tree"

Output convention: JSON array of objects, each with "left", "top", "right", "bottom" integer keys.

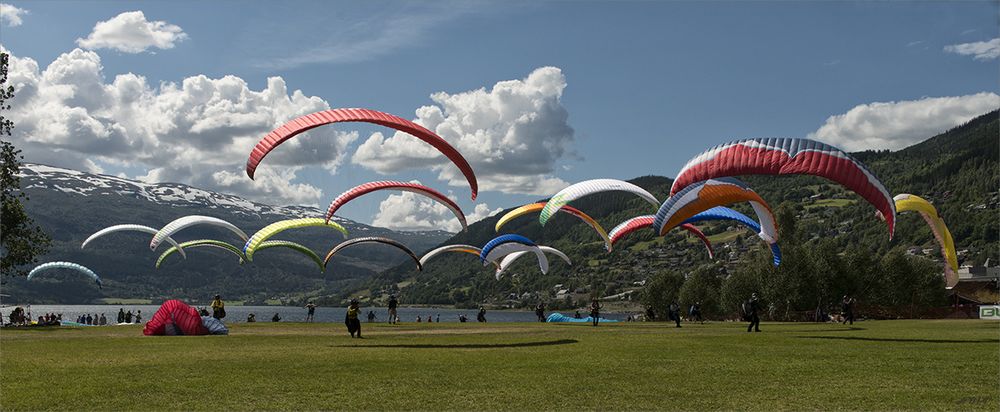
[
  {"left": 678, "top": 264, "right": 724, "bottom": 317},
  {"left": 0, "top": 51, "right": 51, "bottom": 278},
  {"left": 640, "top": 270, "right": 684, "bottom": 320}
]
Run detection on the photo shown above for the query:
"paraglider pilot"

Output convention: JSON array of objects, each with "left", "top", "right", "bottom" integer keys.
[{"left": 346, "top": 298, "right": 362, "bottom": 338}]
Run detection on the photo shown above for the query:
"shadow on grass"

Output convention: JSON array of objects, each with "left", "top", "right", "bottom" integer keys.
[
  {"left": 784, "top": 327, "right": 867, "bottom": 333},
  {"left": 798, "top": 336, "right": 999, "bottom": 344},
  {"left": 332, "top": 339, "right": 578, "bottom": 349}
]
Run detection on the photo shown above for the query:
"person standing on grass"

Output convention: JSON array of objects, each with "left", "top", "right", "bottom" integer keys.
[
  {"left": 535, "top": 302, "right": 546, "bottom": 322},
  {"left": 304, "top": 302, "right": 317, "bottom": 322},
  {"left": 387, "top": 294, "right": 399, "bottom": 325},
  {"left": 690, "top": 302, "right": 703, "bottom": 324},
  {"left": 590, "top": 299, "right": 602, "bottom": 326},
  {"left": 477, "top": 307, "right": 487, "bottom": 323},
  {"left": 345, "top": 298, "right": 362, "bottom": 338},
  {"left": 669, "top": 301, "right": 682, "bottom": 328},
  {"left": 841, "top": 295, "right": 855, "bottom": 325},
  {"left": 746, "top": 293, "right": 761, "bottom": 333},
  {"left": 117, "top": 308, "right": 125, "bottom": 324},
  {"left": 124, "top": 310, "right": 132, "bottom": 323},
  {"left": 135, "top": 310, "right": 141, "bottom": 324},
  {"left": 367, "top": 310, "right": 376, "bottom": 323},
  {"left": 211, "top": 295, "right": 226, "bottom": 320}
]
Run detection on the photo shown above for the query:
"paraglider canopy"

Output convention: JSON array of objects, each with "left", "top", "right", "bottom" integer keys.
[
  {"left": 245, "top": 108, "right": 479, "bottom": 200},
  {"left": 608, "top": 216, "right": 714, "bottom": 259},
  {"left": 653, "top": 177, "right": 777, "bottom": 244},
  {"left": 670, "top": 137, "right": 895, "bottom": 239},
  {"left": 83, "top": 224, "right": 186, "bottom": 258},
  {"left": 892, "top": 194, "right": 958, "bottom": 287},
  {"left": 495, "top": 202, "right": 611, "bottom": 252},
  {"left": 539, "top": 179, "right": 659, "bottom": 227},
  {"left": 682, "top": 206, "right": 781, "bottom": 266},
  {"left": 324, "top": 237, "right": 422, "bottom": 271},
  {"left": 243, "top": 218, "right": 347, "bottom": 261},
  {"left": 325, "top": 181, "right": 467, "bottom": 231},
  {"left": 495, "top": 246, "right": 570, "bottom": 279},
  {"left": 480, "top": 234, "right": 541, "bottom": 264},
  {"left": 151, "top": 216, "right": 248, "bottom": 251},
  {"left": 28, "top": 262, "right": 102, "bottom": 289}
]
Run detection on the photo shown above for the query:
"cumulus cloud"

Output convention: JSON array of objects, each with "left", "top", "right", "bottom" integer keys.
[
  {"left": 353, "top": 67, "right": 574, "bottom": 196},
  {"left": 808, "top": 93, "right": 1000, "bottom": 151},
  {"left": 371, "top": 185, "right": 501, "bottom": 232},
  {"left": 3, "top": 48, "right": 356, "bottom": 206},
  {"left": 0, "top": 3, "right": 27, "bottom": 27},
  {"left": 944, "top": 38, "right": 1000, "bottom": 61},
  {"left": 76, "top": 11, "right": 188, "bottom": 53}
]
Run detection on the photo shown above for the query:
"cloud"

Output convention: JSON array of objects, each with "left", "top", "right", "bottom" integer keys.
[
  {"left": 808, "top": 93, "right": 1000, "bottom": 151},
  {"left": 3, "top": 48, "right": 357, "bottom": 206},
  {"left": 353, "top": 66, "right": 574, "bottom": 196},
  {"left": 371, "top": 187, "right": 500, "bottom": 232},
  {"left": 943, "top": 38, "right": 1000, "bottom": 61},
  {"left": 76, "top": 11, "right": 188, "bottom": 53},
  {"left": 0, "top": 3, "right": 27, "bottom": 27},
  {"left": 252, "top": 4, "right": 475, "bottom": 70}
]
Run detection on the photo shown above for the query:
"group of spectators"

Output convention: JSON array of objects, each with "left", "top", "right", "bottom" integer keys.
[
  {"left": 6, "top": 308, "right": 64, "bottom": 326},
  {"left": 5, "top": 306, "right": 32, "bottom": 326},
  {"left": 3, "top": 306, "right": 145, "bottom": 327}
]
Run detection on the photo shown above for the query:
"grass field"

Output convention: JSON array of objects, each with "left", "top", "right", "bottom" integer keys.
[{"left": 1, "top": 320, "right": 997, "bottom": 411}]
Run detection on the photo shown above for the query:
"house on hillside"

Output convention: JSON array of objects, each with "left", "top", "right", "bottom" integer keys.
[{"left": 948, "top": 263, "right": 1000, "bottom": 315}]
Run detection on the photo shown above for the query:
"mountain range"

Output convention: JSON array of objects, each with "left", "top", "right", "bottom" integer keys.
[{"left": 5, "top": 164, "right": 452, "bottom": 304}]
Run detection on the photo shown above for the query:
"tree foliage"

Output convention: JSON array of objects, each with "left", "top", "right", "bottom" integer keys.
[{"left": 1, "top": 52, "right": 51, "bottom": 278}]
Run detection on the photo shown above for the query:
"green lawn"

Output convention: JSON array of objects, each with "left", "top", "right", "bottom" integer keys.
[{"left": 1, "top": 320, "right": 997, "bottom": 411}]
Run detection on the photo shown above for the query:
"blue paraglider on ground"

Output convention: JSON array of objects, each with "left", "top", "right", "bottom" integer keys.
[{"left": 546, "top": 312, "right": 618, "bottom": 323}]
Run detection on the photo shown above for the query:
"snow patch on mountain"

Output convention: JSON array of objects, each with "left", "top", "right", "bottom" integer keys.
[{"left": 19, "top": 163, "right": 355, "bottom": 226}]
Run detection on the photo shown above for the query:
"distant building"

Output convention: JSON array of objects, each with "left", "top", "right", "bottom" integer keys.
[{"left": 949, "top": 263, "right": 1000, "bottom": 307}]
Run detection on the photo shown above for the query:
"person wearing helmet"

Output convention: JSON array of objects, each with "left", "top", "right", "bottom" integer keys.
[{"left": 345, "top": 298, "right": 362, "bottom": 338}]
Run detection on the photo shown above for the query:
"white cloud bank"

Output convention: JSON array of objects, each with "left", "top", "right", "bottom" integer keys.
[
  {"left": 0, "top": 3, "right": 27, "bottom": 27},
  {"left": 76, "top": 11, "right": 188, "bottom": 53},
  {"left": 353, "top": 67, "right": 575, "bottom": 196},
  {"left": 944, "top": 38, "right": 1000, "bottom": 61},
  {"left": 809, "top": 92, "right": 1000, "bottom": 151},
  {"left": 371, "top": 187, "right": 501, "bottom": 232},
  {"left": 3, "top": 47, "right": 356, "bottom": 206}
]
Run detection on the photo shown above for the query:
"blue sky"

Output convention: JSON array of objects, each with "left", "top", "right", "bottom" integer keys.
[{"left": 1, "top": 1, "right": 997, "bottom": 230}]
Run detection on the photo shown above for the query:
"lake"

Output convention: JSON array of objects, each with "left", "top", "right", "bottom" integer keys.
[{"left": 2, "top": 304, "right": 629, "bottom": 324}]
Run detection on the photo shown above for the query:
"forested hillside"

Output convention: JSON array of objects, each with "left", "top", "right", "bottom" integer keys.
[{"left": 369, "top": 110, "right": 998, "bottom": 309}]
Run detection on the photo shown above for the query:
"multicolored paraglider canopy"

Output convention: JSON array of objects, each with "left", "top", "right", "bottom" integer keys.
[
  {"left": 654, "top": 177, "right": 777, "bottom": 245},
  {"left": 480, "top": 234, "right": 543, "bottom": 265},
  {"left": 670, "top": 137, "right": 895, "bottom": 239},
  {"left": 607, "top": 216, "right": 714, "bottom": 259},
  {"left": 496, "top": 202, "right": 611, "bottom": 252}
]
